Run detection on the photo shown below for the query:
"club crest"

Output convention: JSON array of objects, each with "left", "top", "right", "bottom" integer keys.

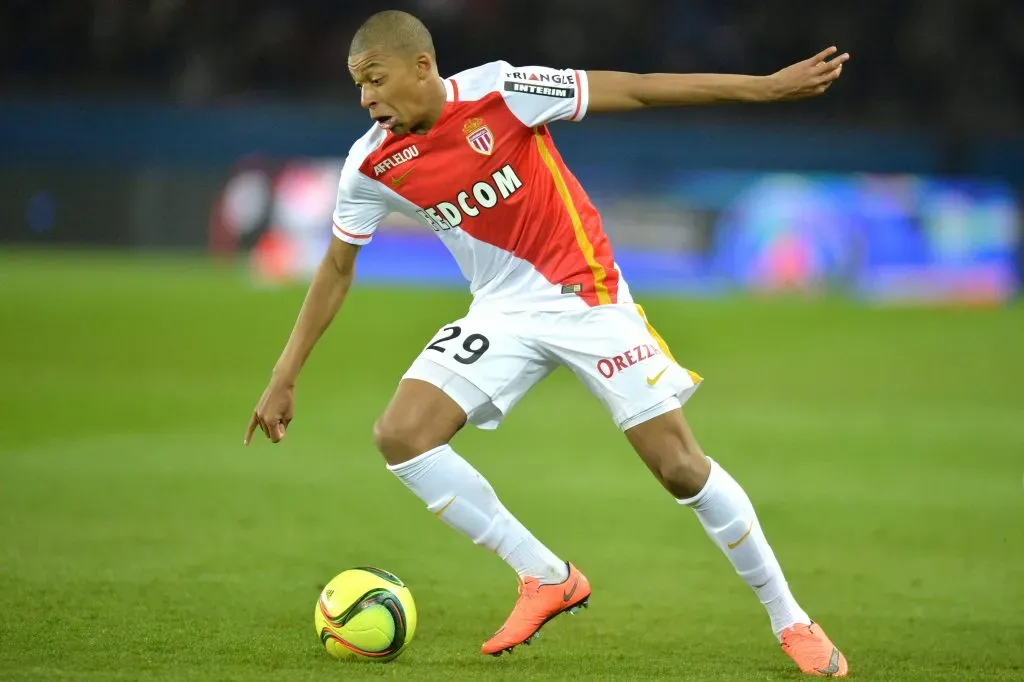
[{"left": 463, "top": 117, "right": 494, "bottom": 156}]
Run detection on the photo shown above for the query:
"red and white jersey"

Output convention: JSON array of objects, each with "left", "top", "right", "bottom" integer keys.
[{"left": 332, "top": 61, "right": 631, "bottom": 312}]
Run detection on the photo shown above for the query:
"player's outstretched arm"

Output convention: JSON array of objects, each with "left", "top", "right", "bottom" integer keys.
[
  {"left": 587, "top": 46, "right": 849, "bottom": 112},
  {"left": 244, "top": 238, "right": 360, "bottom": 445}
]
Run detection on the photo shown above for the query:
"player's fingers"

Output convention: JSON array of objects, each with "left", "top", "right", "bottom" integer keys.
[
  {"left": 812, "top": 46, "right": 838, "bottom": 63},
  {"left": 255, "top": 413, "right": 272, "bottom": 437},
  {"left": 825, "top": 53, "right": 850, "bottom": 70},
  {"left": 814, "top": 54, "right": 847, "bottom": 75},
  {"left": 821, "top": 66, "right": 843, "bottom": 83},
  {"left": 271, "top": 421, "right": 286, "bottom": 443},
  {"left": 813, "top": 64, "right": 842, "bottom": 83},
  {"left": 244, "top": 413, "right": 259, "bottom": 445}
]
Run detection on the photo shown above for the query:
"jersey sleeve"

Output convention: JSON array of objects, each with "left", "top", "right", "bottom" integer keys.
[
  {"left": 497, "top": 64, "right": 589, "bottom": 127},
  {"left": 331, "top": 153, "right": 388, "bottom": 245}
]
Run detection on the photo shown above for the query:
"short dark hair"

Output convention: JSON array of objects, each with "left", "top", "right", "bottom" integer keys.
[{"left": 349, "top": 10, "right": 435, "bottom": 58}]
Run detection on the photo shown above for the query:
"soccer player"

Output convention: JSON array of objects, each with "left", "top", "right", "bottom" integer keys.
[{"left": 244, "top": 10, "right": 851, "bottom": 677}]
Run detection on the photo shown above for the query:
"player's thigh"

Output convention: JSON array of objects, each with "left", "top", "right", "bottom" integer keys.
[
  {"left": 401, "top": 312, "right": 555, "bottom": 432},
  {"left": 543, "top": 303, "right": 703, "bottom": 430}
]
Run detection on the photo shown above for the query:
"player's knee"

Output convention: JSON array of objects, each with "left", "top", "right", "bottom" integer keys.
[
  {"left": 372, "top": 413, "right": 443, "bottom": 465},
  {"left": 372, "top": 414, "right": 419, "bottom": 464}
]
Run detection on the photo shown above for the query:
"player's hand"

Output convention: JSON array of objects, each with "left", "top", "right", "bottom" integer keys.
[
  {"left": 767, "top": 46, "right": 850, "bottom": 101},
  {"left": 244, "top": 378, "right": 295, "bottom": 445}
]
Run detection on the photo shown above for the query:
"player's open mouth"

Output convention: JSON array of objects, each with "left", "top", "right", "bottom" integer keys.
[{"left": 374, "top": 115, "right": 397, "bottom": 130}]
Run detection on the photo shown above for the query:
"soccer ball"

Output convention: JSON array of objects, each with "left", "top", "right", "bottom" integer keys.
[{"left": 314, "top": 566, "right": 417, "bottom": 662}]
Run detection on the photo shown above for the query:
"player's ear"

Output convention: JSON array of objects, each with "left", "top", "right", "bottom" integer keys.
[{"left": 414, "top": 53, "right": 433, "bottom": 80}]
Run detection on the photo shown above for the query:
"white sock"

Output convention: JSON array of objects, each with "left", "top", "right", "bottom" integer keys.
[
  {"left": 679, "top": 457, "right": 811, "bottom": 639},
  {"left": 388, "top": 444, "right": 569, "bottom": 585}
]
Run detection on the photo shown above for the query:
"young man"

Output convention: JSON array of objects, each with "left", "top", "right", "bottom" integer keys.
[{"left": 245, "top": 10, "right": 850, "bottom": 677}]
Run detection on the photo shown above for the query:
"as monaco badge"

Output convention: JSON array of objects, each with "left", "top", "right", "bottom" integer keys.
[{"left": 464, "top": 117, "right": 494, "bottom": 156}]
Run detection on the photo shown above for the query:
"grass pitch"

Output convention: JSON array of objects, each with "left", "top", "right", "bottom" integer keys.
[{"left": 1, "top": 250, "right": 1022, "bottom": 681}]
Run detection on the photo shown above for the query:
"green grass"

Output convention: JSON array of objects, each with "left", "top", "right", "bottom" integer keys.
[{"left": 1, "top": 249, "right": 1022, "bottom": 681}]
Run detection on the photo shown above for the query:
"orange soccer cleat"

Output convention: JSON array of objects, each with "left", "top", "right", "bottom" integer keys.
[
  {"left": 481, "top": 562, "right": 591, "bottom": 656},
  {"left": 780, "top": 622, "right": 849, "bottom": 677}
]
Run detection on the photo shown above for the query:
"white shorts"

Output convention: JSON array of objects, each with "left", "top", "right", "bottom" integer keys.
[{"left": 401, "top": 303, "right": 703, "bottom": 431}]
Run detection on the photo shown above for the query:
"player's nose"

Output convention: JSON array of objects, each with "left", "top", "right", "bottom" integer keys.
[{"left": 360, "top": 86, "right": 377, "bottom": 110}]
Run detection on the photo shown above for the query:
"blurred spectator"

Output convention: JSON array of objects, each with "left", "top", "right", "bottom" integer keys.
[{"left": 1, "top": 0, "right": 1022, "bottom": 137}]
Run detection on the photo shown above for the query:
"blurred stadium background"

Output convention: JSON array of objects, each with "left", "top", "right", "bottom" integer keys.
[{"left": 2, "top": 2, "right": 1022, "bottom": 680}]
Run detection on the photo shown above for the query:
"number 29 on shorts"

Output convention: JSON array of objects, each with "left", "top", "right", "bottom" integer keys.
[{"left": 426, "top": 325, "right": 491, "bottom": 365}]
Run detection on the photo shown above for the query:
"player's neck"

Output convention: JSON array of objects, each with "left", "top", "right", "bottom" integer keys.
[{"left": 408, "top": 77, "right": 448, "bottom": 135}]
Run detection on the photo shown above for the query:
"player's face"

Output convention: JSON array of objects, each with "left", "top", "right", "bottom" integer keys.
[{"left": 349, "top": 49, "right": 436, "bottom": 135}]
